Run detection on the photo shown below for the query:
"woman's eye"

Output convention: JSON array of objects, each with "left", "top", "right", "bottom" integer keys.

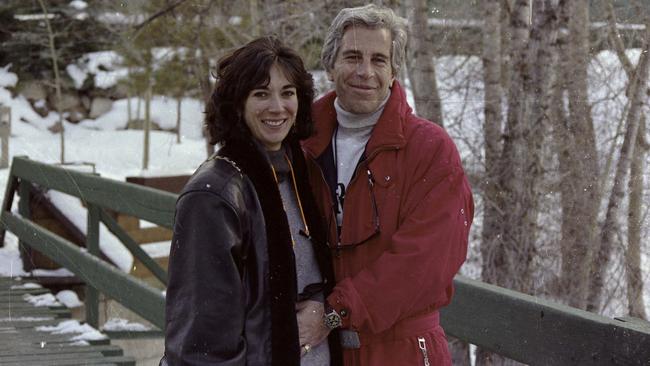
[
  {"left": 252, "top": 91, "right": 267, "bottom": 98},
  {"left": 283, "top": 90, "right": 296, "bottom": 97}
]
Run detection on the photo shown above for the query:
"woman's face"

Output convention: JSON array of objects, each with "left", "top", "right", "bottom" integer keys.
[{"left": 243, "top": 63, "right": 298, "bottom": 151}]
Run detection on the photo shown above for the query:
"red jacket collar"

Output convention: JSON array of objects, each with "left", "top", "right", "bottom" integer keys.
[{"left": 303, "top": 80, "right": 410, "bottom": 158}]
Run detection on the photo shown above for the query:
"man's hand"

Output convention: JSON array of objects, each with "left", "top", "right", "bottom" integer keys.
[{"left": 296, "top": 300, "right": 330, "bottom": 356}]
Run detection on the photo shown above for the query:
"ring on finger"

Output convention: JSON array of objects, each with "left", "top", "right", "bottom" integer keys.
[{"left": 302, "top": 343, "right": 312, "bottom": 353}]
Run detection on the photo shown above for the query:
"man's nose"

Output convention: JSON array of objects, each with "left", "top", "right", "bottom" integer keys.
[{"left": 355, "top": 59, "right": 373, "bottom": 78}]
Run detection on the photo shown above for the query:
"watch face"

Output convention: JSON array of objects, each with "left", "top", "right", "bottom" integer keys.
[{"left": 324, "top": 311, "right": 342, "bottom": 329}]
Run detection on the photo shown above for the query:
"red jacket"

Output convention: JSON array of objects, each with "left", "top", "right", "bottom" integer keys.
[{"left": 303, "top": 81, "right": 474, "bottom": 365}]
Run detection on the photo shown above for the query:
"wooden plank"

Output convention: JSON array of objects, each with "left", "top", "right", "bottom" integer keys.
[
  {"left": 0, "top": 279, "right": 133, "bottom": 366},
  {"left": 10, "top": 156, "right": 176, "bottom": 228},
  {"left": 0, "top": 344, "right": 123, "bottom": 357},
  {"left": 441, "top": 276, "right": 650, "bottom": 365},
  {"left": 1, "top": 212, "right": 166, "bottom": 329},
  {"left": 0, "top": 355, "right": 134, "bottom": 366},
  {"left": 99, "top": 208, "right": 167, "bottom": 286}
]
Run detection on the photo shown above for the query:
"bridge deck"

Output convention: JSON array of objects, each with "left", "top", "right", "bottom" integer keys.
[{"left": 0, "top": 277, "right": 135, "bottom": 366}]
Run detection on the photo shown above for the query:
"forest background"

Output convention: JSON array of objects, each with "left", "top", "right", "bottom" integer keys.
[{"left": 1, "top": 0, "right": 649, "bottom": 365}]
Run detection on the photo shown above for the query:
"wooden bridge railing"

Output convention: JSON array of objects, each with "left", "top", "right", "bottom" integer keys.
[
  {"left": 1, "top": 156, "right": 649, "bottom": 364},
  {"left": 0, "top": 156, "right": 175, "bottom": 330}
]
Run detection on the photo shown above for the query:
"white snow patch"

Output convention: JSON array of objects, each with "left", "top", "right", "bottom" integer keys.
[
  {"left": 56, "top": 290, "right": 83, "bottom": 308},
  {"left": 36, "top": 319, "right": 107, "bottom": 341},
  {"left": 69, "top": 0, "right": 88, "bottom": 10},
  {"left": 0, "top": 233, "right": 26, "bottom": 277},
  {"left": 31, "top": 267, "right": 75, "bottom": 277},
  {"left": 23, "top": 293, "right": 62, "bottom": 307},
  {"left": 229, "top": 16, "right": 242, "bottom": 25},
  {"left": 0, "top": 316, "right": 54, "bottom": 322},
  {"left": 66, "top": 64, "right": 87, "bottom": 89},
  {"left": 70, "top": 340, "right": 91, "bottom": 346},
  {"left": 79, "top": 96, "right": 204, "bottom": 139},
  {"left": 102, "top": 317, "right": 151, "bottom": 332},
  {"left": 0, "top": 65, "right": 18, "bottom": 88},
  {"left": 141, "top": 241, "right": 171, "bottom": 259},
  {"left": 10, "top": 282, "right": 42, "bottom": 289}
]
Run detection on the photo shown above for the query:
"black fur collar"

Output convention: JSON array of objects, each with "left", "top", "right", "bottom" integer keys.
[
  {"left": 218, "top": 134, "right": 340, "bottom": 366},
  {"left": 218, "top": 136, "right": 300, "bottom": 366}
]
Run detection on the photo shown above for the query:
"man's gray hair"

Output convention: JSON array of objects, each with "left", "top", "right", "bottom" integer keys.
[{"left": 321, "top": 4, "right": 408, "bottom": 75}]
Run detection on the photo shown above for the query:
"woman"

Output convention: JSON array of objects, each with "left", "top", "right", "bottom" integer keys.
[{"left": 161, "top": 37, "right": 339, "bottom": 366}]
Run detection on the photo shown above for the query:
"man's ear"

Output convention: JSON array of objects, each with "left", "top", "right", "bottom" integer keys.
[{"left": 326, "top": 71, "right": 334, "bottom": 82}]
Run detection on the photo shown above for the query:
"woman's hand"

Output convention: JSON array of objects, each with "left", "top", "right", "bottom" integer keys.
[{"left": 296, "top": 300, "right": 330, "bottom": 356}]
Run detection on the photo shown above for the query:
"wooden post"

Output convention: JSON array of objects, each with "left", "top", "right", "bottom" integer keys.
[
  {"left": 17, "top": 180, "right": 31, "bottom": 271},
  {"left": 85, "top": 204, "right": 100, "bottom": 328},
  {"left": 0, "top": 106, "right": 10, "bottom": 169}
]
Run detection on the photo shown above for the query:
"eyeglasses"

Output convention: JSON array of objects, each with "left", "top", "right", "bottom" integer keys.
[{"left": 334, "top": 167, "right": 381, "bottom": 250}]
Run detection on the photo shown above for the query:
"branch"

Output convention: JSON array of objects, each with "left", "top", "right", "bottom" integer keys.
[
  {"left": 606, "top": 1, "right": 634, "bottom": 76},
  {"left": 133, "top": 0, "right": 189, "bottom": 33}
]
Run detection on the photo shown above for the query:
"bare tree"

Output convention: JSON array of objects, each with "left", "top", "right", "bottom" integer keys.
[
  {"left": 37, "top": 0, "right": 65, "bottom": 164},
  {"left": 605, "top": 0, "right": 649, "bottom": 320},
  {"left": 405, "top": 0, "right": 443, "bottom": 125},
  {"left": 551, "top": 0, "right": 601, "bottom": 310},
  {"left": 478, "top": 1, "right": 561, "bottom": 364},
  {"left": 588, "top": 13, "right": 650, "bottom": 314}
]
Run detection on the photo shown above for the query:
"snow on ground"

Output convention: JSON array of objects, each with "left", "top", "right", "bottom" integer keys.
[
  {"left": 23, "top": 293, "right": 62, "bottom": 307},
  {"left": 102, "top": 317, "right": 151, "bottom": 332},
  {"left": 36, "top": 319, "right": 107, "bottom": 341},
  {"left": 10, "top": 282, "right": 42, "bottom": 289},
  {"left": 0, "top": 316, "right": 55, "bottom": 322},
  {"left": 141, "top": 240, "right": 171, "bottom": 259},
  {"left": 0, "top": 64, "right": 206, "bottom": 274},
  {"left": 56, "top": 289, "right": 83, "bottom": 308}
]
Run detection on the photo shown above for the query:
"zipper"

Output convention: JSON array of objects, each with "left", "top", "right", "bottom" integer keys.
[{"left": 417, "top": 337, "right": 430, "bottom": 366}]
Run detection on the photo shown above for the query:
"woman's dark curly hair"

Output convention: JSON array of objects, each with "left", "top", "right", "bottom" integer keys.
[{"left": 205, "top": 36, "right": 315, "bottom": 145}]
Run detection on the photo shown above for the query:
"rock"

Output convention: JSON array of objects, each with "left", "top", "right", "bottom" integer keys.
[
  {"left": 20, "top": 81, "right": 47, "bottom": 101},
  {"left": 66, "top": 106, "right": 87, "bottom": 123},
  {"left": 89, "top": 97, "right": 113, "bottom": 118},
  {"left": 127, "top": 119, "right": 161, "bottom": 131},
  {"left": 48, "top": 93, "right": 81, "bottom": 111}
]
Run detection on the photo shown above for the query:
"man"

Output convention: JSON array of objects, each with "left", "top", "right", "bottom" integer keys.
[{"left": 297, "top": 4, "right": 474, "bottom": 366}]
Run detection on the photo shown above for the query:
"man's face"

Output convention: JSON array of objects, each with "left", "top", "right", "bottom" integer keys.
[{"left": 328, "top": 25, "right": 395, "bottom": 114}]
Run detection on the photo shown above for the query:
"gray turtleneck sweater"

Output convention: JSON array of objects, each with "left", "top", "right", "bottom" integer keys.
[
  {"left": 267, "top": 148, "right": 329, "bottom": 366},
  {"left": 332, "top": 93, "right": 390, "bottom": 225}
]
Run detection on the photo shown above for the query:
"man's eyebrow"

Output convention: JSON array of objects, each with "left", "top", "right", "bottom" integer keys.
[{"left": 340, "top": 49, "right": 362, "bottom": 56}]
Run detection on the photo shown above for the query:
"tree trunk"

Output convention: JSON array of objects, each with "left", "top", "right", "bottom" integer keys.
[
  {"left": 176, "top": 97, "right": 182, "bottom": 144},
  {"left": 554, "top": 0, "right": 600, "bottom": 310},
  {"left": 604, "top": 0, "right": 648, "bottom": 320},
  {"left": 143, "top": 82, "right": 151, "bottom": 170},
  {"left": 627, "top": 116, "right": 648, "bottom": 320},
  {"left": 478, "top": 2, "right": 560, "bottom": 364},
  {"left": 405, "top": 0, "right": 443, "bottom": 125},
  {"left": 479, "top": 0, "right": 504, "bottom": 305},
  {"left": 588, "top": 19, "right": 650, "bottom": 313},
  {"left": 38, "top": 0, "right": 65, "bottom": 164}
]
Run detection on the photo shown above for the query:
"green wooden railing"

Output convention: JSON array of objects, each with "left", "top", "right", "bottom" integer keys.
[
  {"left": 0, "top": 156, "right": 175, "bottom": 330},
  {"left": 1, "top": 156, "right": 649, "bottom": 365}
]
